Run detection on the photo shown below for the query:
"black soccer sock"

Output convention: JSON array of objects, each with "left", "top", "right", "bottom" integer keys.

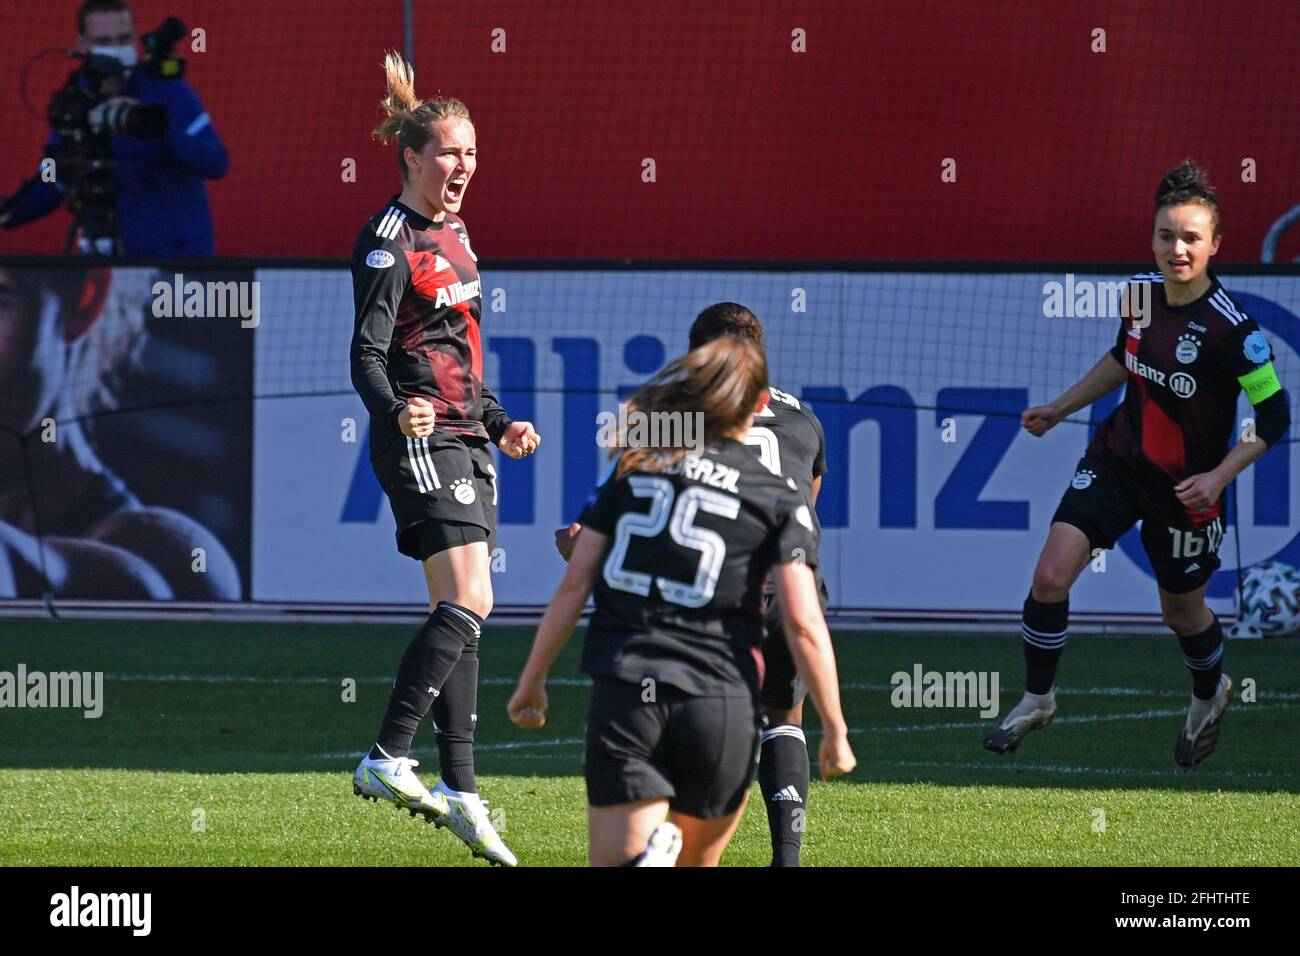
[
  {"left": 372, "top": 601, "right": 483, "bottom": 759},
  {"left": 758, "top": 724, "right": 810, "bottom": 867},
  {"left": 1178, "top": 616, "right": 1224, "bottom": 700},
  {"left": 1022, "top": 593, "right": 1069, "bottom": 696},
  {"left": 432, "top": 631, "right": 479, "bottom": 793}
]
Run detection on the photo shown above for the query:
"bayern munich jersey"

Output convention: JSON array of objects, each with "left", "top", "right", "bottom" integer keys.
[
  {"left": 1088, "top": 271, "right": 1281, "bottom": 527},
  {"left": 350, "top": 197, "right": 511, "bottom": 457},
  {"left": 578, "top": 438, "right": 821, "bottom": 697}
]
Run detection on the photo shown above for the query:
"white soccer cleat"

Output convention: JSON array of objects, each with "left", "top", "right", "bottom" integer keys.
[
  {"left": 431, "top": 780, "right": 518, "bottom": 867},
  {"left": 633, "top": 822, "right": 683, "bottom": 867},
  {"left": 983, "top": 690, "right": 1057, "bottom": 754},
  {"left": 353, "top": 754, "right": 449, "bottom": 823},
  {"left": 1175, "top": 674, "right": 1233, "bottom": 767}
]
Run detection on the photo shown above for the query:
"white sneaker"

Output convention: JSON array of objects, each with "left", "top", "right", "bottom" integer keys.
[
  {"left": 432, "top": 780, "right": 518, "bottom": 867},
  {"left": 1175, "top": 674, "right": 1233, "bottom": 767},
  {"left": 983, "top": 690, "right": 1057, "bottom": 754},
  {"left": 633, "top": 822, "right": 683, "bottom": 867},
  {"left": 353, "top": 754, "right": 449, "bottom": 823}
]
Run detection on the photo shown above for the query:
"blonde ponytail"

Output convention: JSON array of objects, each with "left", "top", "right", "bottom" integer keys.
[
  {"left": 371, "top": 51, "right": 473, "bottom": 180},
  {"left": 374, "top": 51, "right": 422, "bottom": 139}
]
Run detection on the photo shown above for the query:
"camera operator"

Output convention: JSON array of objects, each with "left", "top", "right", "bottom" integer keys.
[{"left": 0, "top": 0, "right": 228, "bottom": 255}]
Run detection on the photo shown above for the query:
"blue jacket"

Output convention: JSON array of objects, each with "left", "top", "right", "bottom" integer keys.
[{"left": 3, "top": 66, "right": 228, "bottom": 255}]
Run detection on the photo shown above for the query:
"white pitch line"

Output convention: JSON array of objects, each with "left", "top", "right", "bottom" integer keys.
[
  {"left": 101, "top": 673, "right": 592, "bottom": 687},
  {"left": 317, "top": 738, "right": 584, "bottom": 760},
  {"left": 880, "top": 759, "right": 1297, "bottom": 781},
  {"left": 850, "top": 707, "right": 1190, "bottom": 734},
  {"left": 308, "top": 705, "right": 1284, "bottom": 761},
  {"left": 839, "top": 681, "right": 1300, "bottom": 702},
  {"left": 98, "top": 673, "right": 1300, "bottom": 702},
  {"left": 847, "top": 702, "right": 1296, "bottom": 735}
]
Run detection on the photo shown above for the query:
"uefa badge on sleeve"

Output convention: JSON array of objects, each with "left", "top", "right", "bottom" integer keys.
[{"left": 1243, "top": 330, "right": 1270, "bottom": 365}]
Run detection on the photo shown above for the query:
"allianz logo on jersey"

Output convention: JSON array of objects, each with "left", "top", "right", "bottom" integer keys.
[
  {"left": 433, "top": 278, "right": 481, "bottom": 309},
  {"left": 1124, "top": 350, "right": 1197, "bottom": 398}
]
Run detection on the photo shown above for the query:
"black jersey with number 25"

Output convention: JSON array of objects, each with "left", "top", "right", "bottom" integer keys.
[{"left": 578, "top": 437, "right": 821, "bottom": 698}]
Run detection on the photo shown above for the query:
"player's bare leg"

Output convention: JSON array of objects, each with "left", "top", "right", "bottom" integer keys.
[
  {"left": 1162, "top": 581, "right": 1232, "bottom": 767},
  {"left": 588, "top": 798, "right": 678, "bottom": 867},
  {"left": 420, "top": 539, "right": 494, "bottom": 618},
  {"left": 671, "top": 792, "right": 751, "bottom": 867},
  {"left": 984, "top": 522, "right": 1092, "bottom": 753},
  {"left": 1030, "top": 522, "right": 1095, "bottom": 604}
]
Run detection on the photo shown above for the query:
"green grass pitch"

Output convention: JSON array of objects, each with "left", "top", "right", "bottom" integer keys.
[{"left": 0, "top": 619, "right": 1297, "bottom": 866}]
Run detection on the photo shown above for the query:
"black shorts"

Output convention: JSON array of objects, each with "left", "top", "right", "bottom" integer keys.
[
  {"left": 584, "top": 676, "right": 762, "bottom": 820},
  {"left": 371, "top": 432, "right": 498, "bottom": 560},
  {"left": 1052, "top": 454, "right": 1224, "bottom": 594},
  {"left": 760, "top": 566, "right": 831, "bottom": 711}
]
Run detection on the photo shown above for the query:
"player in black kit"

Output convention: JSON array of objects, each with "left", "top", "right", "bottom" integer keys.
[
  {"left": 556, "top": 303, "right": 830, "bottom": 865},
  {"left": 512, "top": 337, "right": 855, "bottom": 867},
  {"left": 690, "top": 305, "right": 828, "bottom": 867},
  {"left": 349, "top": 53, "right": 540, "bottom": 866},
  {"left": 985, "top": 162, "right": 1291, "bottom": 766}
]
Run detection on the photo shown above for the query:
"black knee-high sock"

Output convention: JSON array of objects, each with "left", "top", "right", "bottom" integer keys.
[
  {"left": 1023, "top": 593, "right": 1069, "bottom": 695},
  {"left": 1178, "top": 616, "right": 1224, "bottom": 700},
  {"left": 372, "top": 602, "right": 483, "bottom": 759},
  {"left": 758, "top": 724, "right": 810, "bottom": 867},
  {"left": 432, "top": 633, "right": 479, "bottom": 792}
]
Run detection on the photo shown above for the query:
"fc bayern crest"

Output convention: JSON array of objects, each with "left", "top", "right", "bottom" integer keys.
[
  {"left": 451, "top": 477, "right": 476, "bottom": 504},
  {"left": 1175, "top": 334, "right": 1200, "bottom": 364}
]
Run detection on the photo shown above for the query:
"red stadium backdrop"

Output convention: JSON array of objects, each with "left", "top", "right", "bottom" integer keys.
[{"left": 1, "top": 0, "right": 1298, "bottom": 262}]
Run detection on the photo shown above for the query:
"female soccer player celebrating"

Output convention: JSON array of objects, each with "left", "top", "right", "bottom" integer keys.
[
  {"left": 509, "top": 337, "right": 855, "bottom": 866},
  {"left": 555, "top": 303, "right": 831, "bottom": 867},
  {"left": 349, "top": 52, "right": 539, "bottom": 866},
  {"left": 985, "top": 162, "right": 1291, "bottom": 766}
]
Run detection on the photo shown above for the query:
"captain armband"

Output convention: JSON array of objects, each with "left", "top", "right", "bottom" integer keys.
[{"left": 1239, "top": 362, "right": 1282, "bottom": 404}]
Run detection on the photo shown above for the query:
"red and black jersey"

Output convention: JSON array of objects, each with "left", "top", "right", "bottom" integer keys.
[
  {"left": 1088, "top": 271, "right": 1281, "bottom": 528},
  {"left": 350, "top": 197, "right": 511, "bottom": 458}
]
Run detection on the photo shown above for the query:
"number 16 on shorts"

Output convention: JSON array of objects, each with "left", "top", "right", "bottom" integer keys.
[{"left": 1167, "top": 518, "right": 1223, "bottom": 559}]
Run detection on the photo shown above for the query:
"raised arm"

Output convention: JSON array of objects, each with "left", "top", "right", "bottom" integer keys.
[{"left": 1023, "top": 352, "right": 1128, "bottom": 437}]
